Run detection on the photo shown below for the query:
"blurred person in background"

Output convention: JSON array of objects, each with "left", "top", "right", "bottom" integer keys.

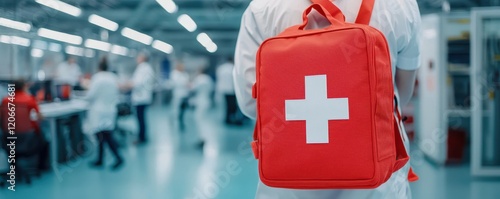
[
  {"left": 121, "top": 52, "right": 155, "bottom": 144},
  {"left": 1, "top": 80, "right": 49, "bottom": 171},
  {"left": 216, "top": 57, "right": 243, "bottom": 125},
  {"left": 191, "top": 67, "right": 214, "bottom": 147},
  {"left": 170, "top": 63, "right": 190, "bottom": 131},
  {"left": 55, "top": 56, "right": 82, "bottom": 87},
  {"left": 86, "top": 57, "right": 123, "bottom": 170}
]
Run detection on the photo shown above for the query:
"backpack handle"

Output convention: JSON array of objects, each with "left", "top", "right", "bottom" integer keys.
[
  {"left": 310, "top": 0, "right": 375, "bottom": 25},
  {"left": 310, "top": 0, "right": 346, "bottom": 22},
  {"left": 298, "top": 3, "right": 343, "bottom": 30}
]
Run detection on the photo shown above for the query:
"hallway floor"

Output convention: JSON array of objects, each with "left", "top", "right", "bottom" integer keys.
[{"left": 1, "top": 105, "right": 499, "bottom": 199}]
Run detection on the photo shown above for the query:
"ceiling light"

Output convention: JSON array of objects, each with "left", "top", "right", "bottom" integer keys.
[
  {"left": 152, "top": 40, "right": 173, "bottom": 54},
  {"left": 196, "top": 32, "right": 217, "bottom": 53},
  {"left": 48, "top": 43, "right": 62, "bottom": 52},
  {"left": 156, "top": 0, "right": 177, "bottom": 14},
  {"left": 10, "top": 36, "right": 30, "bottom": 47},
  {"left": 0, "top": 35, "right": 11, "bottom": 44},
  {"left": 88, "top": 14, "right": 119, "bottom": 31},
  {"left": 35, "top": 0, "right": 82, "bottom": 17},
  {"left": 65, "top": 45, "right": 84, "bottom": 56},
  {"left": 206, "top": 43, "right": 217, "bottom": 53},
  {"left": 0, "top": 17, "right": 31, "bottom": 32},
  {"left": 31, "top": 49, "right": 44, "bottom": 58},
  {"left": 85, "top": 49, "right": 95, "bottom": 58},
  {"left": 111, "top": 45, "right": 129, "bottom": 56},
  {"left": 84, "top": 39, "right": 111, "bottom": 52},
  {"left": 177, "top": 14, "right": 197, "bottom": 32},
  {"left": 37, "top": 28, "right": 82, "bottom": 45},
  {"left": 120, "top": 27, "right": 153, "bottom": 45}
]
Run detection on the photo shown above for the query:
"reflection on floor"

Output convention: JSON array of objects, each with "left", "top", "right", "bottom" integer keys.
[{"left": 0, "top": 105, "right": 499, "bottom": 199}]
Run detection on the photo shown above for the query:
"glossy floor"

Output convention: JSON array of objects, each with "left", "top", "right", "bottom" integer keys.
[{"left": 0, "top": 105, "right": 499, "bottom": 199}]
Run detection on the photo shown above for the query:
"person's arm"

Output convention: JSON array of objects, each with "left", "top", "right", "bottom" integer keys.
[
  {"left": 395, "top": 69, "right": 417, "bottom": 106},
  {"left": 83, "top": 77, "right": 98, "bottom": 103},
  {"left": 395, "top": 3, "right": 422, "bottom": 107},
  {"left": 233, "top": 7, "right": 265, "bottom": 120}
]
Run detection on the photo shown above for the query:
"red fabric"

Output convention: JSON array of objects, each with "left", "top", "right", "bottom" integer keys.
[
  {"left": 251, "top": 1, "right": 410, "bottom": 189},
  {"left": 1, "top": 91, "right": 41, "bottom": 134}
]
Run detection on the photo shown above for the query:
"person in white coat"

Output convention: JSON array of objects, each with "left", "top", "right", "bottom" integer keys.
[
  {"left": 233, "top": 0, "right": 421, "bottom": 198},
  {"left": 170, "top": 63, "right": 190, "bottom": 131},
  {"left": 191, "top": 67, "right": 214, "bottom": 146},
  {"left": 56, "top": 56, "right": 82, "bottom": 86},
  {"left": 216, "top": 57, "right": 243, "bottom": 125},
  {"left": 122, "top": 52, "right": 155, "bottom": 144},
  {"left": 86, "top": 57, "right": 123, "bottom": 170}
]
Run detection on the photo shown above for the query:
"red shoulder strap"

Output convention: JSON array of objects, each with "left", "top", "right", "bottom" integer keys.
[
  {"left": 310, "top": 0, "right": 375, "bottom": 25},
  {"left": 355, "top": 0, "right": 375, "bottom": 25}
]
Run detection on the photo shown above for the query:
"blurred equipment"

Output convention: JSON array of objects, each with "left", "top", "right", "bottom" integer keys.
[
  {"left": 417, "top": 13, "right": 472, "bottom": 165},
  {"left": 471, "top": 8, "right": 500, "bottom": 176}
]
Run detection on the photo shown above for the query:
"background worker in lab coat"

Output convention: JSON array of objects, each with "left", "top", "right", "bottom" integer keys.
[
  {"left": 86, "top": 57, "right": 123, "bottom": 170},
  {"left": 55, "top": 56, "right": 82, "bottom": 87},
  {"left": 122, "top": 52, "right": 155, "bottom": 144},
  {"left": 170, "top": 63, "right": 190, "bottom": 131},
  {"left": 233, "top": 0, "right": 422, "bottom": 198},
  {"left": 191, "top": 67, "right": 214, "bottom": 146},
  {"left": 216, "top": 57, "right": 243, "bottom": 125}
]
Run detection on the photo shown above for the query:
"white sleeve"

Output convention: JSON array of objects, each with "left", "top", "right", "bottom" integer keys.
[
  {"left": 396, "top": 2, "right": 422, "bottom": 71},
  {"left": 233, "top": 7, "right": 265, "bottom": 120}
]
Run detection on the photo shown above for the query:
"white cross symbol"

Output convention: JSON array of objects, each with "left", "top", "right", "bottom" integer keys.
[{"left": 285, "top": 75, "right": 349, "bottom": 144}]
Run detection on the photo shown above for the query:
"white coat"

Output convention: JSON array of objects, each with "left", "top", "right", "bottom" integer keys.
[
  {"left": 84, "top": 71, "right": 119, "bottom": 134},
  {"left": 192, "top": 74, "right": 214, "bottom": 119},
  {"left": 233, "top": 0, "right": 422, "bottom": 198},
  {"left": 131, "top": 62, "right": 155, "bottom": 106},
  {"left": 216, "top": 62, "right": 236, "bottom": 95},
  {"left": 170, "top": 69, "right": 190, "bottom": 116},
  {"left": 56, "top": 62, "right": 82, "bottom": 86}
]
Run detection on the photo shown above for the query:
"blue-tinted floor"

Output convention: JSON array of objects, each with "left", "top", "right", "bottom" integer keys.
[{"left": 0, "top": 105, "right": 499, "bottom": 199}]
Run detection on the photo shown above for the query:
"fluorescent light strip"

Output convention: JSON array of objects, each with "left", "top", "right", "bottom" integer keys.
[
  {"left": 65, "top": 45, "right": 84, "bottom": 56},
  {"left": 196, "top": 32, "right": 217, "bottom": 53},
  {"left": 35, "top": 0, "right": 82, "bottom": 17},
  {"left": 0, "top": 17, "right": 31, "bottom": 32},
  {"left": 177, "top": 14, "right": 197, "bottom": 32},
  {"left": 111, "top": 45, "right": 129, "bottom": 56},
  {"left": 10, "top": 36, "right": 30, "bottom": 47},
  {"left": 120, "top": 27, "right": 153, "bottom": 45},
  {"left": 88, "top": 14, "right": 119, "bottom": 31},
  {"left": 156, "top": 0, "right": 177, "bottom": 14},
  {"left": 31, "top": 49, "right": 44, "bottom": 58},
  {"left": 38, "top": 28, "right": 82, "bottom": 45},
  {"left": 152, "top": 40, "right": 173, "bottom": 54},
  {"left": 205, "top": 43, "right": 217, "bottom": 53},
  {"left": 48, "top": 43, "right": 62, "bottom": 52},
  {"left": 0, "top": 35, "right": 11, "bottom": 44},
  {"left": 84, "top": 39, "right": 111, "bottom": 52}
]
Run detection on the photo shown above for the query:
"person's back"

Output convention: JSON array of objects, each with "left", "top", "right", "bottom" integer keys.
[
  {"left": 234, "top": 0, "right": 421, "bottom": 198},
  {"left": 85, "top": 71, "right": 119, "bottom": 133},
  {"left": 1, "top": 86, "right": 41, "bottom": 134}
]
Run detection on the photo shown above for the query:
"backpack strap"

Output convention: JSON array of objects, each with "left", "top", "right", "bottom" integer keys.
[
  {"left": 355, "top": 0, "right": 375, "bottom": 25},
  {"left": 394, "top": 95, "right": 419, "bottom": 182},
  {"left": 310, "top": 0, "right": 375, "bottom": 25}
]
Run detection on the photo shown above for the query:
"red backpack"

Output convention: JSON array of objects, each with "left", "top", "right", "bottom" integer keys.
[{"left": 250, "top": 0, "right": 415, "bottom": 189}]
